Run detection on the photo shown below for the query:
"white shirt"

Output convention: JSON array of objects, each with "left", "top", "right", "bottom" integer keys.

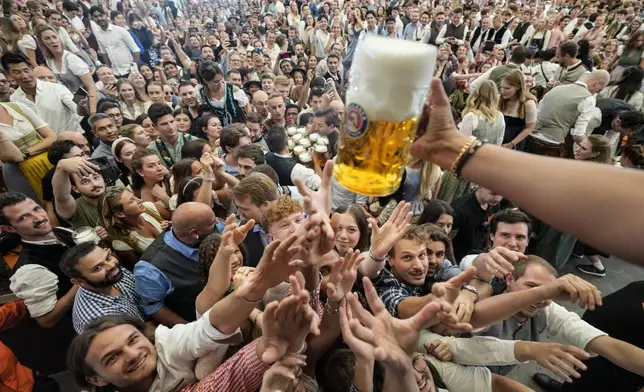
[
  {"left": 266, "top": 43, "right": 280, "bottom": 68},
  {"left": 435, "top": 22, "right": 469, "bottom": 45},
  {"left": 531, "top": 61, "right": 561, "bottom": 87},
  {"left": 273, "top": 152, "right": 322, "bottom": 190},
  {"left": 519, "top": 24, "right": 535, "bottom": 45},
  {"left": 11, "top": 79, "right": 84, "bottom": 134},
  {"left": 93, "top": 23, "right": 141, "bottom": 76},
  {"left": 150, "top": 309, "right": 242, "bottom": 391},
  {"left": 485, "top": 27, "right": 513, "bottom": 48},
  {"left": 56, "top": 26, "right": 79, "bottom": 53},
  {"left": 46, "top": 51, "right": 89, "bottom": 78},
  {"left": 70, "top": 16, "right": 85, "bottom": 31},
  {"left": 313, "top": 29, "right": 330, "bottom": 58},
  {"left": 275, "top": 0, "right": 285, "bottom": 14},
  {"left": 459, "top": 112, "right": 506, "bottom": 145},
  {"left": 10, "top": 264, "right": 59, "bottom": 318},
  {"left": 564, "top": 20, "right": 588, "bottom": 40}
]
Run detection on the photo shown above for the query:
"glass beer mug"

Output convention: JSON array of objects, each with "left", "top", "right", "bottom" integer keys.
[{"left": 334, "top": 35, "right": 436, "bottom": 196}]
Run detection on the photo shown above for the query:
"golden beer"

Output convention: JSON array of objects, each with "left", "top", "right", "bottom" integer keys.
[{"left": 333, "top": 35, "right": 436, "bottom": 196}]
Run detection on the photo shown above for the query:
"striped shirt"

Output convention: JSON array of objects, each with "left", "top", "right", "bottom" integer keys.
[{"left": 72, "top": 268, "right": 143, "bottom": 333}]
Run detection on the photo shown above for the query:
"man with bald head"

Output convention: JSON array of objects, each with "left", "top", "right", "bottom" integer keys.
[
  {"left": 134, "top": 202, "right": 218, "bottom": 323},
  {"left": 529, "top": 69, "right": 610, "bottom": 158},
  {"left": 34, "top": 66, "right": 58, "bottom": 84},
  {"left": 252, "top": 90, "right": 269, "bottom": 121}
]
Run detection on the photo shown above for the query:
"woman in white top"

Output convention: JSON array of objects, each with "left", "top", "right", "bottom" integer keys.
[
  {"left": 598, "top": 66, "right": 644, "bottom": 111},
  {"left": 34, "top": 24, "right": 98, "bottom": 115},
  {"left": 117, "top": 79, "right": 152, "bottom": 121},
  {"left": 0, "top": 16, "right": 38, "bottom": 65},
  {"left": 99, "top": 186, "right": 166, "bottom": 269},
  {"left": 287, "top": 1, "right": 303, "bottom": 28},
  {"left": 526, "top": 20, "right": 551, "bottom": 51}
]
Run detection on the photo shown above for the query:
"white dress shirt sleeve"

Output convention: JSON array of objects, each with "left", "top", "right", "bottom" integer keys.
[
  {"left": 498, "top": 29, "right": 513, "bottom": 48},
  {"left": 435, "top": 24, "right": 448, "bottom": 44},
  {"left": 418, "top": 329, "right": 521, "bottom": 366},
  {"left": 291, "top": 163, "right": 322, "bottom": 190},
  {"left": 57, "top": 83, "right": 79, "bottom": 113},
  {"left": 121, "top": 26, "right": 141, "bottom": 53},
  {"left": 520, "top": 25, "right": 535, "bottom": 45},
  {"left": 459, "top": 253, "right": 478, "bottom": 270},
  {"left": 543, "top": 302, "right": 607, "bottom": 355},
  {"left": 571, "top": 95, "right": 596, "bottom": 137},
  {"left": 58, "top": 27, "right": 79, "bottom": 54},
  {"left": 9, "top": 264, "right": 60, "bottom": 318},
  {"left": 66, "top": 52, "right": 90, "bottom": 77},
  {"left": 16, "top": 102, "right": 48, "bottom": 129},
  {"left": 469, "top": 67, "right": 494, "bottom": 94},
  {"left": 458, "top": 112, "right": 477, "bottom": 137},
  {"left": 425, "top": 355, "right": 493, "bottom": 392}
]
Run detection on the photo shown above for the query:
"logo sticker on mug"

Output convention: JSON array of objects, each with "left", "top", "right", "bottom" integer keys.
[{"left": 344, "top": 103, "right": 369, "bottom": 138}]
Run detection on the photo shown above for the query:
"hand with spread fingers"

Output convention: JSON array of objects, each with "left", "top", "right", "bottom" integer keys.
[
  {"left": 342, "top": 277, "right": 448, "bottom": 373},
  {"left": 368, "top": 201, "right": 413, "bottom": 261},
  {"left": 236, "top": 234, "right": 303, "bottom": 301},
  {"left": 221, "top": 214, "right": 255, "bottom": 249},
  {"left": 325, "top": 249, "right": 363, "bottom": 304},
  {"left": 517, "top": 341, "right": 590, "bottom": 383},
  {"left": 429, "top": 267, "right": 477, "bottom": 332},
  {"left": 423, "top": 340, "right": 453, "bottom": 362},
  {"left": 473, "top": 247, "right": 527, "bottom": 281}
]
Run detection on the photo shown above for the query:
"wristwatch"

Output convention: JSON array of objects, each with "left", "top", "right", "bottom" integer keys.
[{"left": 461, "top": 284, "right": 480, "bottom": 302}]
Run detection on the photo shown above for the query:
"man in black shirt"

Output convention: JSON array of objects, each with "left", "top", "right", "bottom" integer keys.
[{"left": 451, "top": 187, "right": 503, "bottom": 263}]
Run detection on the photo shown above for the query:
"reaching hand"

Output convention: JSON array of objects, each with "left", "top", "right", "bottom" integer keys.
[
  {"left": 259, "top": 355, "right": 307, "bottom": 392},
  {"left": 411, "top": 78, "right": 462, "bottom": 166},
  {"left": 236, "top": 234, "right": 302, "bottom": 301},
  {"left": 285, "top": 271, "right": 321, "bottom": 350},
  {"left": 424, "top": 340, "right": 453, "bottom": 362},
  {"left": 368, "top": 201, "right": 413, "bottom": 260},
  {"left": 342, "top": 277, "right": 448, "bottom": 372},
  {"left": 221, "top": 214, "right": 255, "bottom": 248},
  {"left": 523, "top": 341, "right": 590, "bottom": 383},
  {"left": 326, "top": 249, "right": 363, "bottom": 303},
  {"left": 474, "top": 247, "right": 527, "bottom": 280},
  {"left": 58, "top": 157, "right": 99, "bottom": 177},
  {"left": 544, "top": 274, "right": 603, "bottom": 310},
  {"left": 429, "top": 267, "right": 477, "bottom": 332}
]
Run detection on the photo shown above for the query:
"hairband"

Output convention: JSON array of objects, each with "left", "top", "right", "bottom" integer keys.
[{"left": 182, "top": 176, "right": 202, "bottom": 196}]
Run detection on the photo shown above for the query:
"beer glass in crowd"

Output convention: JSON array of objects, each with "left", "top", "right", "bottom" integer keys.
[{"left": 334, "top": 35, "right": 436, "bottom": 196}]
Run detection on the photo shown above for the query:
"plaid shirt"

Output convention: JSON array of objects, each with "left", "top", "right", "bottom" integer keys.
[
  {"left": 373, "top": 268, "right": 430, "bottom": 318},
  {"left": 72, "top": 268, "right": 143, "bottom": 333},
  {"left": 181, "top": 339, "right": 269, "bottom": 392}
]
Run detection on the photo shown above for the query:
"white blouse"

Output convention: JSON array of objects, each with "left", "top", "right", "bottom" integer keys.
[
  {"left": 112, "top": 202, "right": 163, "bottom": 252},
  {"left": 0, "top": 103, "right": 47, "bottom": 141}
]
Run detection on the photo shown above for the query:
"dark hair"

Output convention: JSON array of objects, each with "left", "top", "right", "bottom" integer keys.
[
  {"left": 314, "top": 108, "right": 339, "bottom": 127},
  {"left": 198, "top": 60, "right": 224, "bottom": 83},
  {"left": 558, "top": 41, "right": 578, "bottom": 59},
  {"left": 135, "top": 113, "right": 150, "bottom": 125},
  {"left": 176, "top": 175, "right": 203, "bottom": 206},
  {"left": 619, "top": 110, "right": 644, "bottom": 132},
  {"left": 327, "top": 53, "right": 340, "bottom": 62},
  {"left": 608, "top": 67, "right": 644, "bottom": 101},
  {"left": 219, "top": 125, "right": 248, "bottom": 153},
  {"left": 109, "top": 10, "right": 123, "bottom": 22},
  {"left": 171, "top": 158, "right": 198, "bottom": 195},
  {"left": 67, "top": 315, "right": 146, "bottom": 389},
  {"left": 59, "top": 241, "right": 97, "bottom": 279},
  {"left": 48, "top": 140, "right": 81, "bottom": 166},
  {"left": 88, "top": 5, "right": 105, "bottom": 16},
  {"left": 385, "top": 16, "right": 395, "bottom": 24},
  {"left": 130, "top": 149, "right": 160, "bottom": 191},
  {"left": 622, "top": 144, "right": 644, "bottom": 169},
  {"left": 245, "top": 111, "right": 263, "bottom": 124},
  {"left": 509, "top": 45, "right": 530, "bottom": 64},
  {"left": 181, "top": 139, "right": 210, "bottom": 159},
  {"left": 333, "top": 204, "right": 369, "bottom": 251},
  {"left": 89, "top": 113, "right": 111, "bottom": 130},
  {"left": 0, "top": 51, "right": 31, "bottom": 71},
  {"left": 236, "top": 144, "right": 265, "bottom": 164},
  {"left": 198, "top": 232, "right": 248, "bottom": 285},
  {"left": 250, "top": 164, "right": 280, "bottom": 185},
  {"left": 299, "top": 112, "right": 314, "bottom": 127},
  {"left": 62, "top": 0, "right": 79, "bottom": 12},
  {"left": 489, "top": 208, "right": 532, "bottom": 236},
  {"left": 535, "top": 48, "right": 556, "bottom": 61},
  {"left": 173, "top": 106, "right": 194, "bottom": 122},
  {"left": 0, "top": 192, "right": 28, "bottom": 226},
  {"left": 147, "top": 102, "right": 173, "bottom": 125},
  {"left": 266, "top": 125, "right": 287, "bottom": 153},
  {"left": 178, "top": 81, "right": 195, "bottom": 93},
  {"left": 365, "top": 10, "right": 376, "bottom": 18},
  {"left": 198, "top": 113, "right": 220, "bottom": 137},
  {"left": 452, "top": 7, "right": 463, "bottom": 13},
  {"left": 97, "top": 100, "right": 121, "bottom": 114},
  {"left": 530, "top": 85, "right": 546, "bottom": 101},
  {"left": 417, "top": 200, "right": 454, "bottom": 226}
]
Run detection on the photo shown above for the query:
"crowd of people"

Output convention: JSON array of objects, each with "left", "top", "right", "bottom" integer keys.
[{"left": 0, "top": 0, "right": 643, "bottom": 391}]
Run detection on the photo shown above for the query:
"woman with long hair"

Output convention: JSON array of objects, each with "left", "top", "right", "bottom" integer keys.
[
  {"left": 199, "top": 113, "right": 223, "bottom": 153},
  {"left": 34, "top": 23, "right": 98, "bottom": 114},
  {"left": 332, "top": 204, "right": 369, "bottom": 257},
  {"left": 547, "top": 16, "right": 566, "bottom": 49},
  {"left": 139, "top": 63, "right": 155, "bottom": 83},
  {"left": 174, "top": 107, "right": 194, "bottom": 134},
  {"left": 499, "top": 70, "right": 537, "bottom": 150},
  {"left": 611, "top": 30, "right": 644, "bottom": 81},
  {"left": 128, "top": 71, "right": 150, "bottom": 101},
  {"left": 616, "top": 19, "right": 642, "bottom": 43},
  {"left": 437, "top": 81, "right": 504, "bottom": 202},
  {"left": 111, "top": 137, "right": 137, "bottom": 186},
  {"left": 0, "top": 101, "right": 56, "bottom": 202},
  {"left": 117, "top": 79, "right": 151, "bottom": 120},
  {"left": 99, "top": 186, "right": 165, "bottom": 267},
  {"left": 131, "top": 148, "right": 172, "bottom": 220},
  {"left": 169, "top": 158, "right": 203, "bottom": 208},
  {"left": 525, "top": 19, "right": 551, "bottom": 51},
  {"left": 136, "top": 113, "right": 159, "bottom": 141},
  {"left": 120, "top": 123, "right": 151, "bottom": 149},
  {"left": 599, "top": 39, "right": 619, "bottom": 69},
  {"left": 196, "top": 61, "right": 247, "bottom": 126},
  {"left": 287, "top": 0, "right": 302, "bottom": 29},
  {"left": 417, "top": 200, "right": 455, "bottom": 236},
  {"left": 598, "top": 66, "right": 644, "bottom": 111},
  {"left": 0, "top": 16, "right": 38, "bottom": 65},
  {"left": 572, "top": 135, "right": 613, "bottom": 277},
  {"left": 621, "top": 144, "right": 644, "bottom": 170},
  {"left": 404, "top": 156, "right": 442, "bottom": 217}
]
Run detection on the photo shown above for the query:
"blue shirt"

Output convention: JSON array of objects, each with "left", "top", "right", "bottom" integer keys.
[{"left": 134, "top": 230, "right": 199, "bottom": 316}]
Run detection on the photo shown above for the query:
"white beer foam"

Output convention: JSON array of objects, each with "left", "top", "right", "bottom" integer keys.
[{"left": 347, "top": 35, "right": 437, "bottom": 123}]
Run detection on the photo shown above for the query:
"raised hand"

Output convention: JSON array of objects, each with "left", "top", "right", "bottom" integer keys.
[
  {"left": 474, "top": 247, "right": 527, "bottom": 280},
  {"left": 326, "top": 249, "right": 363, "bottom": 303},
  {"left": 544, "top": 274, "right": 603, "bottom": 310},
  {"left": 236, "top": 234, "right": 303, "bottom": 301},
  {"left": 519, "top": 341, "right": 590, "bottom": 383},
  {"left": 426, "top": 267, "right": 477, "bottom": 332},
  {"left": 368, "top": 201, "right": 413, "bottom": 260},
  {"left": 259, "top": 355, "right": 307, "bottom": 392},
  {"left": 343, "top": 277, "right": 447, "bottom": 372},
  {"left": 58, "top": 157, "right": 99, "bottom": 177},
  {"left": 222, "top": 214, "right": 255, "bottom": 248}
]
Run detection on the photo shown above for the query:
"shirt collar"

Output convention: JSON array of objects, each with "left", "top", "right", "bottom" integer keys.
[
  {"left": 163, "top": 229, "right": 199, "bottom": 261},
  {"left": 253, "top": 224, "right": 266, "bottom": 234},
  {"left": 22, "top": 238, "right": 59, "bottom": 245}
]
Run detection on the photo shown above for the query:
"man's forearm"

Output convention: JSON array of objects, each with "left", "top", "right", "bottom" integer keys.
[
  {"left": 382, "top": 365, "right": 419, "bottom": 392},
  {"left": 587, "top": 336, "right": 644, "bottom": 377},
  {"left": 152, "top": 306, "right": 187, "bottom": 327},
  {"left": 209, "top": 290, "right": 262, "bottom": 335},
  {"left": 52, "top": 167, "right": 75, "bottom": 219},
  {"left": 469, "top": 285, "right": 551, "bottom": 329},
  {"left": 35, "top": 285, "right": 78, "bottom": 328},
  {"left": 398, "top": 294, "right": 433, "bottom": 319}
]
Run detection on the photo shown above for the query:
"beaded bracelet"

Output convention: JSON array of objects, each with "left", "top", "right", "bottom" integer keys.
[
  {"left": 455, "top": 139, "right": 484, "bottom": 178},
  {"left": 450, "top": 136, "right": 477, "bottom": 176}
]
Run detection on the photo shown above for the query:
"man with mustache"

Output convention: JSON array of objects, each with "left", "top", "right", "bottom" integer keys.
[
  {"left": 59, "top": 241, "right": 144, "bottom": 333},
  {"left": 1, "top": 192, "right": 78, "bottom": 375}
]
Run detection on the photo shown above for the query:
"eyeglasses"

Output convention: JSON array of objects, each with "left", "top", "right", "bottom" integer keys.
[{"left": 107, "top": 113, "right": 122, "bottom": 118}]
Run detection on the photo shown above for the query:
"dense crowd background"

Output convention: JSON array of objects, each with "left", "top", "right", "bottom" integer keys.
[{"left": 0, "top": 0, "right": 643, "bottom": 391}]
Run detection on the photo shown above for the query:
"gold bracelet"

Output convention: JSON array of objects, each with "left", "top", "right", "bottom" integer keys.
[{"left": 450, "top": 136, "right": 477, "bottom": 176}]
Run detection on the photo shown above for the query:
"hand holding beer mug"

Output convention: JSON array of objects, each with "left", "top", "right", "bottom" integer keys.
[{"left": 334, "top": 35, "right": 436, "bottom": 196}]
